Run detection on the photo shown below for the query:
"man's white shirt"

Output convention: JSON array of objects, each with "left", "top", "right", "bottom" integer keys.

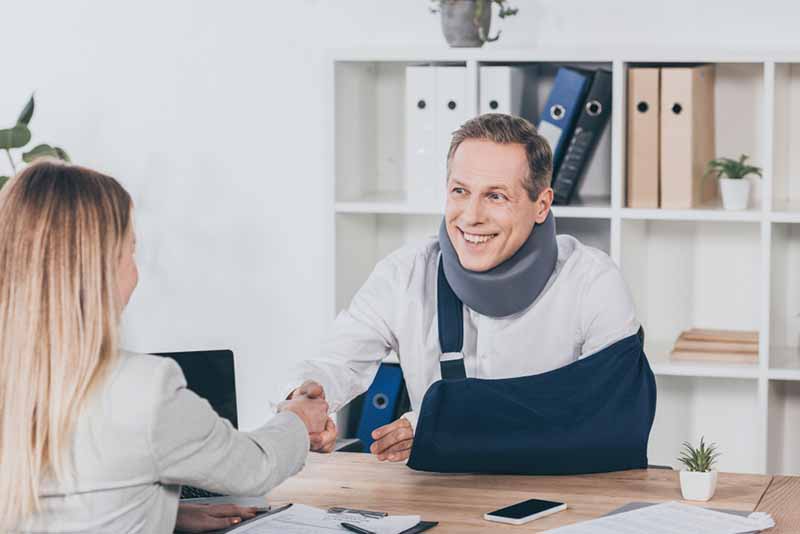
[{"left": 281, "top": 234, "right": 640, "bottom": 430}]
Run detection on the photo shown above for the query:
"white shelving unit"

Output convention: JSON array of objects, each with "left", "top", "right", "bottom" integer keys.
[{"left": 330, "top": 48, "right": 800, "bottom": 475}]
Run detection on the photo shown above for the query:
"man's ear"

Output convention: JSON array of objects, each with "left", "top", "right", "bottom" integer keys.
[{"left": 534, "top": 187, "right": 554, "bottom": 224}]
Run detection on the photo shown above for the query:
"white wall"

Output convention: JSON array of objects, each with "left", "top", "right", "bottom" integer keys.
[{"left": 3, "top": 0, "right": 800, "bottom": 429}]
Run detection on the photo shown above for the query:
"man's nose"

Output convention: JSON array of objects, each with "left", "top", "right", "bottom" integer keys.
[{"left": 462, "top": 196, "right": 484, "bottom": 224}]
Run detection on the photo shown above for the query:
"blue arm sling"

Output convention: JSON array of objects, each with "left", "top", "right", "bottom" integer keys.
[{"left": 406, "top": 259, "right": 657, "bottom": 475}]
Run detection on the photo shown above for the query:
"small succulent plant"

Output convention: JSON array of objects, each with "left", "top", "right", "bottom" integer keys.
[
  {"left": 678, "top": 437, "right": 720, "bottom": 473},
  {"left": 704, "top": 154, "right": 762, "bottom": 181},
  {"left": 1, "top": 95, "right": 70, "bottom": 190}
]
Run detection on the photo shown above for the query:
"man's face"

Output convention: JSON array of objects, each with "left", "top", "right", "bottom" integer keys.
[{"left": 445, "top": 139, "right": 551, "bottom": 272}]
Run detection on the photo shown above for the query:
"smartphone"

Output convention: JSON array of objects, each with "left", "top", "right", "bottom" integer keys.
[{"left": 484, "top": 498, "right": 567, "bottom": 525}]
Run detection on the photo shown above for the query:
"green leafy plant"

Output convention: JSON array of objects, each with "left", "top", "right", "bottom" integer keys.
[
  {"left": 678, "top": 437, "right": 720, "bottom": 473},
  {"left": 704, "top": 154, "right": 762, "bottom": 181},
  {"left": 0, "top": 95, "right": 70, "bottom": 190}
]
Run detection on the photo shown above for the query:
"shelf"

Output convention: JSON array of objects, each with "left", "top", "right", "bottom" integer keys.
[
  {"left": 649, "top": 374, "right": 761, "bottom": 473},
  {"left": 621, "top": 206, "right": 762, "bottom": 222},
  {"left": 769, "top": 346, "right": 800, "bottom": 380},
  {"left": 331, "top": 52, "right": 796, "bottom": 475},
  {"left": 330, "top": 47, "right": 800, "bottom": 64},
  {"left": 551, "top": 196, "right": 612, "bottom": 219},
  {"left": 767, "top": 380, "right": 800, "bottom": 474},
  {"left": 646, "top": 340, "right": 760, "bottom": 379},
  {"left": 336, "top": 193, "right": 613, "bottom": 218},
  {"left": 336, "top": 192, "right": 442, "bottom": 215},
  {"left": 771, "top": 199, "right": 800, "bottom": 222}
]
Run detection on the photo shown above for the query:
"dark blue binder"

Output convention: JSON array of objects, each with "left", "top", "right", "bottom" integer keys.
[
  {"left": 537, "top": 67, "right": 591, "bottom": 175},
  {"left": 552, "top": 69, "right": 613, "bottom": 205},
  {"left": 356, "top": 362, "right": 405, "bottom": 448}
]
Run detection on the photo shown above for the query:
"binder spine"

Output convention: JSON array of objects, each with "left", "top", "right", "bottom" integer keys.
[
  {"left": 551, "top": 70, "right": 612, "bottom": 205},
  {"left": 355, "top": 362, "right": 405, "bottom": 448},
  {"left": 537, "top": 68, "right": 591, "bottom": 175}
]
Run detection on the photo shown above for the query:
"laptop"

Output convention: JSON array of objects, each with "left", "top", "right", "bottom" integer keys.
[{"left": 155, "top": 349, "right": 268, "bottom": 508}]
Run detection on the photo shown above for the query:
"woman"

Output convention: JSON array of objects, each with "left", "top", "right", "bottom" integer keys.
[{"left": 0, "top": 161, "right": 328, "bottom": 533}]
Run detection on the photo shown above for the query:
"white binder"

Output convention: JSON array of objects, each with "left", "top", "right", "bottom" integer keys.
[
  {"left": 479, "top": 66, "right": 538, "bottom": 118},
  {"left": 405, "top": 65, "right": 469, "bottom": 210},
  {"left": 405, "top": 66, "right": 438, "bottom": 207},
  {"left": 433, "top": 66, "right": 469, "bottom": 208}
]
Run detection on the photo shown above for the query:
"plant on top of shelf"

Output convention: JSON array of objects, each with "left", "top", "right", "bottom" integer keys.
[
  {"left": 430, "top": 0, "right": 518, "bottom": 48},
  {"left": 704, "top": 154, "right": 762, "bottom": 211},
  {"left": 677, "top": 437, "right": 721, "bottom": 501},
  {"left": 0, "top": 94, "right": 70, "bottom": 190}
]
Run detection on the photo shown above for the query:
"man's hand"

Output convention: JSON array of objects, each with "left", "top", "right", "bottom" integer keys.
[
  {"left": 289, "top": 380, "right": 325, "bottom": 401},
  {"left": 175, "top": 503, "right": 258, "bottom": 532},
  {"left": 370, "top": 417, "right": 413, "bottom": 462},
  {"left": 286, "top": 380, "right": 337, "bottom": 452},
  {"left": 277, "top": 397, "right": 329, "bottom": 434},
  {"left": 310, "top": 416, "right": 338, "bottom": 453}
]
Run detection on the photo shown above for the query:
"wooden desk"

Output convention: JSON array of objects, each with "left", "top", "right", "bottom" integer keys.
[{"left": 267, "top": 453, "right": 797, "bottom": 533}]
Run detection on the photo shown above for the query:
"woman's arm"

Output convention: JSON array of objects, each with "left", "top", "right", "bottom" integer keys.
[{"left": 148, "top": 357, "right": 310, "bottom": 496}]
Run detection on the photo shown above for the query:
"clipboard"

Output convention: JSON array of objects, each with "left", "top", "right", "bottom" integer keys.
[{"left": 202, "top": 503, "right": 438, "bottom": 534}]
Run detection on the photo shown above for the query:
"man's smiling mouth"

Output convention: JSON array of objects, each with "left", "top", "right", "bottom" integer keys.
[{"left": 460, "top": 228, "right": 498, "bottom": 245}]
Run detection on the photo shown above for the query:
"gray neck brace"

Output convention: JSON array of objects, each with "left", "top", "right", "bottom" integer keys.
[{"left": 438, "top": 212, "right": 558, "bottom": 318}]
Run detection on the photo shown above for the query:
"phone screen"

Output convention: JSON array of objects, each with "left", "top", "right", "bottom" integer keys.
[{"left": 488, "top": 499, "right": 564, "bottom": 519}]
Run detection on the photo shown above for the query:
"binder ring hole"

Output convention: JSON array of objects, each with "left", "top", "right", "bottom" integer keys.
[
  {"left": 373, "top": 393, "right": 389, "bottom": 410},
  {"left": 637, "top": 101, "right": 649, "bottom": 113},
  {"left": 448, "top": 100, "right": 457, "bottom": 110},
  {"left": 489, "top": 100, "right": 499, "bottom": 110},
  {"left": 672, "top": 103, "right": 683, "bottom": 115},
  {"left": 550, "top": 104, "right": 565, "bottom": 120},
  {"left": 586, "top": 100, "right": 602, "bottom": 116},
  {"left": 417, "top": 99, "right": 426, "bottom": 110}
]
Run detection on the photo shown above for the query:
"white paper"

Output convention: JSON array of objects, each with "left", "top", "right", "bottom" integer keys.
[
  {"left": 232, "top": 504, "right": 421, "bottom": 534},
  {"left": 545, "top": 501, "right": 774, "bottom": 534}
]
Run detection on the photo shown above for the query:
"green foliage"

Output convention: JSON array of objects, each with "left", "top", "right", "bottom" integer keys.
[
  {"left": 705, "top": 154, "right": 762, "bottom": 181},
  {"left": 17, "top": 95, "right": 34, "bottom": 126},
  {"left": 22, "top": 144, "right": 70, "bottom": 163},
  {"left": 0, "top": 124, "right": 31, "bottom": 150},
  {"left": 0, "top": 94, "right": 69, "bottom": 190},
  {"left": 678, "top": 437, "right": 720, "bottom": 473}
]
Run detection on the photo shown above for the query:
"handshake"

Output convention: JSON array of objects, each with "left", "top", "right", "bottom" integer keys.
[
  {"left": 278, "top": 380, "right": 414, "bottom": 461},
  {"left": 277, "top": 380, "right": 337, "bottom": 453}
]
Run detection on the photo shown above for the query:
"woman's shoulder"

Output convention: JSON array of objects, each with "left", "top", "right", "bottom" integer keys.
[{"left": 95, "top": 351, "right": 187, "bottom": 421}]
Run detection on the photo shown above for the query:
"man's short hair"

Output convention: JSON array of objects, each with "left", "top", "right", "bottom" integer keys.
[{"left": 446, "top": 113, "right": 553, "bottom": 202}]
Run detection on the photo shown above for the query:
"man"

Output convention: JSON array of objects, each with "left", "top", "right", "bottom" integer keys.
[{"left": 284, "top": 114, "right": 639, "bottom": 462}]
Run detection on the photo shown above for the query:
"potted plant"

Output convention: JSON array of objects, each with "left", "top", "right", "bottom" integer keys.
[
  {"left": 678, "top": 437, "right": 721, "bottom": 501},
  {"left": 0, "top": 94, "right": 70, "bottom": 190},
  {"left": 430, "top": 0, "right": 518, "bottom": 48},
  {"left": 704, "top": 154, "right": 762, "bottom": 211}
]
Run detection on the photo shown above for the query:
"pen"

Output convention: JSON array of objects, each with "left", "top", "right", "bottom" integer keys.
[{"left": 340, "top": 521, "right": 376, "bottom": 534}]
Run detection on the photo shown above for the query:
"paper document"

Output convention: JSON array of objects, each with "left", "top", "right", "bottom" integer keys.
[
  {"left": 232, "top": 504, "right": 421, "bottom": 534},
  {"left": 545, "top": 501, "right": 774, "bottom": 534}
]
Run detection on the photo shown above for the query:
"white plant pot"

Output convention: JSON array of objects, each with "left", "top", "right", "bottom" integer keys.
[
  {"left": 680, "top": 470, "right": 718, "bottom": 501},
  {"left": 719, "top": 178, "right": 751, "bottom": 210}
]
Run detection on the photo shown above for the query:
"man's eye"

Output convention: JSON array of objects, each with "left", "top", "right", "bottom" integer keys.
[
  {"left": 489, "top": 192, "right": 507, "bottom": 201},
  {"left": 452, "top": 187, "right": 466, "bottom": 195}
]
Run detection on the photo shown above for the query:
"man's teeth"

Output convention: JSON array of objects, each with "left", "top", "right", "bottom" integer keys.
[{"left": 463, "top": 232, "right": 496, "bottom": 244}]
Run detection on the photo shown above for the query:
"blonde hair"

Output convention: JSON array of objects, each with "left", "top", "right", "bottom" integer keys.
[{"left": 0, "top": 161, "right": 132, "bottom": 530}]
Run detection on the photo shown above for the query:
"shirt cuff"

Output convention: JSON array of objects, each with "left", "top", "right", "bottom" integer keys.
[{"left": 401, "top": 410, "right": 419, "bottom": 433}]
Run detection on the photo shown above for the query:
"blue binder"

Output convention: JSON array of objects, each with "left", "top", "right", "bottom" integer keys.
[
  {"left": 356, "top": 362, "right": 405, "bottom": 448},
  {"left": 537, "top": 67, "right": 591, "bottom": 175},
  {"left": 552, "top": 69, "right": 613, "bottom": 205}
]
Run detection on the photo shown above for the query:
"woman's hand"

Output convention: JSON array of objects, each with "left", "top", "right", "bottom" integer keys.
[{"left": 175, "top": 503, "right": 259, "bottom": 532}]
